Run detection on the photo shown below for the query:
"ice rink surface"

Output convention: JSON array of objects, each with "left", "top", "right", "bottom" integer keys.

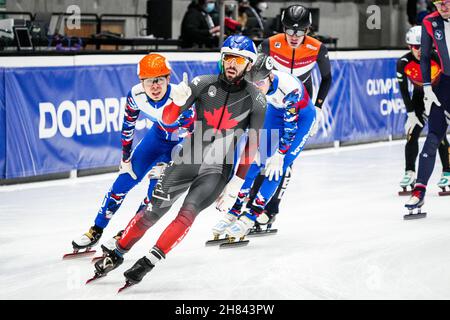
[{"left": 1, "top": 139, "right": 449, "bottom": 300}]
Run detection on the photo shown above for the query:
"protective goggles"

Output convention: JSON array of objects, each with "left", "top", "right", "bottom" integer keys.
[
  {"left": 222, "top": 54, "right": 248, "bottom": 65},
  {"left": 433, "top": 0, "right": 450, "bottom": 6},
  {"left": 410, "top": 44, "right": 421, "bottom": 50},
  {"left": 284, "top": 28, "right": 307, "bottom": 37},
  {"left": 142, "top": 76, "right": 168, "bottom": 86}
]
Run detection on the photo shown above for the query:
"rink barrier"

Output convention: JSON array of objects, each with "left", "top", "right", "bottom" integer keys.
[{"left": 0, "top": 50, "right": 421, "bottom": 181}]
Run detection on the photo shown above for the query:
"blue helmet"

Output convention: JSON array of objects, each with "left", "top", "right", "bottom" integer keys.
[{"left": 220, "top": 35, "right": 257, "bottom": 64}]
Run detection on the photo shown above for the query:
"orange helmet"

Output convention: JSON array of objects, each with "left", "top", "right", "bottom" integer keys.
[{"left": 137, "top": 53, "right": 171, "bottom": 79}]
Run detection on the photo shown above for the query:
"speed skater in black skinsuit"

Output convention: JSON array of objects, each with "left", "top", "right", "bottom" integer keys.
[{"left": 89, "top": 35, "right": 267, "bottom": 288}]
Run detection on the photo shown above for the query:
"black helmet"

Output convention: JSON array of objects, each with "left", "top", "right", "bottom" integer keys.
[
  {"left": 281, "top": 5, "right": 312, "bottom": 30},
  {"left": 245, "top": 53, "right": 274, "bottom": 82}
]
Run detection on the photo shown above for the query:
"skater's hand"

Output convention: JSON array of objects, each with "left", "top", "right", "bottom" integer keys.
[
  {"left": 309, "top": 106, "right": 322, "bottom": 137},
  {"left": 404, "top": 112, "right": 423, "bottom": 135},
  {"left": 170, "top": 72, "right": 191, "bottom": 106},
  {"left": 215, "top": 175, "right": 245, "bottom": 212},
  {"left": 264, "top": 151, "right": 285, "bottom": 181},
  {"left": 423, "top": 85, "right": 441, "bottom": 116},
  {"left": 147, "top": 162, "right": 168, "bottom": 180},
  {"left": 119, "top": 159, "right": 137, "bottom": 180}
]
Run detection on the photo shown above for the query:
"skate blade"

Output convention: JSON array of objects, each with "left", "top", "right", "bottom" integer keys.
[
  {"left": 247, "top": 229, "right": 278, "bottom": 237},
  {"left": 91, "top": 255, "right": 106, "bottom": 264},
  {"left": 219, "top": 240, "right": 250, "bottom": 249},
  {"left": 205, "top": 238, "right": 229, "bottom": 246},
  {"left": 85, "top": 273, "right": 105, "bottom": 284},
  {"left": 398, "top": 191, "right": 412, "bottom": 196},
  {"left": 62, "top": 249, "right": 96, "bottom": 260},
  {"left": 403, "top": 212, "right": 427, "bottom": 220},
  {"left": 117, "top": 281, "right": 135, "bottom": 294}
]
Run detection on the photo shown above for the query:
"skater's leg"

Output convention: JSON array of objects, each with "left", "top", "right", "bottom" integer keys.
[
  {"left": 250, "top": 105, "right": 315, "bottom": 214},
  {"left": 154, "top": 166, "right": 232, "bottom": 255},
  {"left": 133, "top": 152, "right": 172, "bottom": 214},
  {"left": 263, "top": 165, "right": 293, "bottom": 215},
  {"left": 438, "top": 135, "right": 450, "bottom": 173},
  {"left": 116, "top": 163, "right": 200, "bottom": 253},
  {"left": 228, "top": 162, "right": 263, "bottom": 213},
  {"left": 248, "top": 174, "right": 264, "bottom": 202},
  {"left": 435, "top": 74, "right": 450, "bottom": 187},
  {"left": 416, "top": 106, "right": 448, "bottom": 186},
  {"left": 94, "top": 133, "right": 176, "bottom": 229},
  {"left": 405, "top": 123, "right": 423, "bottom": 172}
]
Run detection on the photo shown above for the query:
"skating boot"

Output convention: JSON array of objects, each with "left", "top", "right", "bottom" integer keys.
[
  {"left": 63, "top": 226, "right": 103, "bottom": 259},
  {"left": 248, "top": 212, "right": 278, "bottom": 237},
  {"left": 404, "top": 185, "right": 427, "bottom": 220},
  {"left": 86, "top": 249, "right": 124, "bottom": 284},
  {"left": 118, "top": 257, "right": 154, "bottom": 293},
  {"left": 399, "top": 170, "right": 416, "bottom": 196},
  {"left": 220, "top": 213, "right": 255, "bottom": 248},
  {"left": 205, "top": 210, "right": 239, "bottom": 246},
  {"left": 117, "top": 247, "right": 164, "bottom": 293},
  {"left": 91, "top": 230, "right": 124, "bottom": 263},
  {"left": 437, "top": 172, "right": 450, "bottom": 196}
]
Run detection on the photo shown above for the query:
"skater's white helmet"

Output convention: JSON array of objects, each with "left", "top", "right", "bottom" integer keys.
[{"left": 406, "top": 26, "right": 421, "bottom": 45}]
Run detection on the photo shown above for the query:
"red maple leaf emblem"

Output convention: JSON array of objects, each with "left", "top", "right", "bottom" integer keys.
[{"left": 204, "top": 106, "right": 239, "bottom": 132}]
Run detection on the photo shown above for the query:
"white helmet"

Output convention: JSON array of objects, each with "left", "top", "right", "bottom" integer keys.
[{"left": 406, "top": 26, "right": 421, "bottom": 45}]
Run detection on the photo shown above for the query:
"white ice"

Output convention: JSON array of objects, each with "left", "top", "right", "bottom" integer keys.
[{"left": 1, "top": 139, "right": 449, "bottom": 300}]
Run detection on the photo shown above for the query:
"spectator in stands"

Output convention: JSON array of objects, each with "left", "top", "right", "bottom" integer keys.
[
  {"left": 238, "top": 0, "right": 265, "bottom": 39},
  {"left": 180, "top": 0, "right": 220, "bottom": 48},
  {"left": 224, "top": 3, "right": 243, "bottom": 36},
  {"left": 407, "top": 0, "right": 434, "bottom": 25}
]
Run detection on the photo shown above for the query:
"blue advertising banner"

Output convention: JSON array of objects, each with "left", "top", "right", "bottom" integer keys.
[
  {"left": 2, "top": 61, "right": 218, "bottom": 179},
  {"left": 308, "top": 58, "right": 407, "bottom": 145},
  {"left": 0, "top": 56, "right": 411, "bottom": 179},
  {"left": 0, "top": 68, "right": 5, "bottom": 179}
]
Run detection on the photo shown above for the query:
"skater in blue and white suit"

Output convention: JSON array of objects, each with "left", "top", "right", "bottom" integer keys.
[{"left": 213, "top": 52, "right": 316, "bottom": 238}]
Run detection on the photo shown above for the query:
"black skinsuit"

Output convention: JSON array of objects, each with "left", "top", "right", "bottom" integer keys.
[{"left": 117, "top": 73, "right": 266, "bottom": 254}]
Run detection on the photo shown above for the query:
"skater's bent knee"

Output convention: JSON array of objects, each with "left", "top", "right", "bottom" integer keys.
[
  {"left": 139, "top": 207, "right": 164, "bottom": 227},
  {"left": 177, "top": 204, "right": 198, "bottom": 226}
]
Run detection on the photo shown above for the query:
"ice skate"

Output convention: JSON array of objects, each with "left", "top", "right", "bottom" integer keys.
[
  {"left": 404, "top": 185, "right": 427, "bottom": 220},
  {"left": 398, "top": 171, "right": 416, "bottom": 196},
  {"left": 220, "top": 214, "right": 254, "bottom": 248},
  {"left": 205, "top": 211, "right": 239, "bottom": 246},
  {"left": 248, "top": 212, "right": 278, "bottom": 237},
  {"left": 437, "top": 172, "right": 450, "bottom": 196},
  {"left": 91, "top": 230, "right": 124, "bottom": 263},
  {"left": 63, "top": 226, "right": 103, "bottom": 260},
  {"left": 118, "top": 256, "right": 155, "bottom": 293},
  {"left": 86, "top": 249, "right": 124, "bottom": 284}
]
